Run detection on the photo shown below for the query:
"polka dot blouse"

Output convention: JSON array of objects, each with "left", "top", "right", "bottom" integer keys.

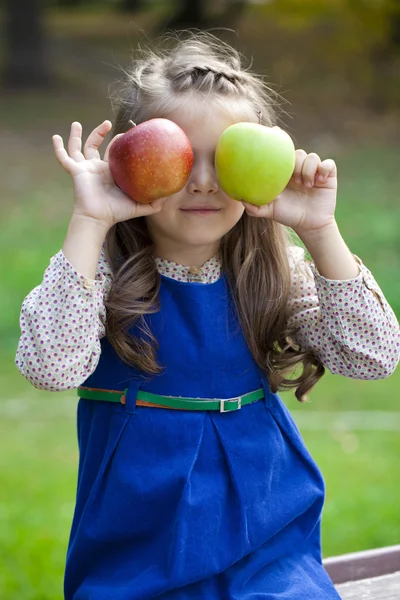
[{"left": 15, "top": 246, "right": 400, "bottom": 391}]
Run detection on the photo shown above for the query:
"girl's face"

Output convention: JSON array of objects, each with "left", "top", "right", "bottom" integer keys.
[{"left": 145, "top": 99, "right": 255, "bottom": 266}]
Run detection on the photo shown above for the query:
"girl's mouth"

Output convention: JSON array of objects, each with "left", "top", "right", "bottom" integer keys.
[{"left": 180, "top": 208, "right": 221, "bottom": 215}]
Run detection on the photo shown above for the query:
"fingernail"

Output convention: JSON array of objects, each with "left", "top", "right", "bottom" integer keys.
[
  {"left": 318, "top": 175, "right": 324, "bottom": 182},
  {"left": 306, "top": 181, "right": 313, "bottom": 188}
]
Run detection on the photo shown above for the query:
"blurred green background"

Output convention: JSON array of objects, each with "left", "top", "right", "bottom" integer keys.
[{"left": 1, "top": 0, "right": 399, "bottom": 598}]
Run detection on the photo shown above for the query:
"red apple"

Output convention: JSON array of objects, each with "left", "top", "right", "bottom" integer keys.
[{"left": 108, "top": 118, "right": 194, "bottom": 203}]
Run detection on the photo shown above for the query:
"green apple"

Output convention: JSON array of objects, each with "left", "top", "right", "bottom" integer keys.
[{"left": 215, "top": 123, "right": 296, "bottom": 206}]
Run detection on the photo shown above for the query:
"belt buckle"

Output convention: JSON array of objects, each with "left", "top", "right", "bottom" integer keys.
[{"left": 220, "top": 396, "right": 242, "bottom": 413}]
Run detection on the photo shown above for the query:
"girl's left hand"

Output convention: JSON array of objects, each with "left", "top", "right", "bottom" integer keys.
[{"left": 242, "top": 149, "right": 337, "bottom": 236}]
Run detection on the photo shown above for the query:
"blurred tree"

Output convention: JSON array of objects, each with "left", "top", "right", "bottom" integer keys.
[
  {"left": 259, "top": 0, "right": 400, "bottom": 111},
  {"left": 56, "top": 0, "right": 86, "bottom": 5},
  {"left": 164, "top": 0, "right": 248, "bottom": 29},
  {"left": 3, "top": 0, "right": 51, "bottom": 88},
  {"left": 167, "top": 0, "right": 205, "bottom": 27},
  {"left": 118, "top": 0, "right": 146, "bottom": 11},
  {"left": 368, "top": 1, "right": 400, "bottom": 110},
  {"left": 392, "top": 10, "right": 400, "bottom": 50}
]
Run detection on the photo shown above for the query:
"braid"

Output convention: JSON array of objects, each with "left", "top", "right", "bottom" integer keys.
[
  {"left": 190, "top": 66, "right": 239, "bottom": 84},
  {"left": 169, "top": 65, "right": 243, "bottom": 95}
]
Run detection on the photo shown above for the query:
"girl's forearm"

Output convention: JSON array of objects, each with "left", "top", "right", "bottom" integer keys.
[
  {"left": 298, "top": 220, "right": 360, "bottom": 280},
  {"left": 62, "top": 214, "right": 109, "bottom": 280}
]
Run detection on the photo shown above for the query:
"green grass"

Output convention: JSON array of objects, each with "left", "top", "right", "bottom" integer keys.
[
  {"left": 308, "top": 428, "right": 400, "bottom": 555},
  {"left": 0, "top": 399, "right": 76, "bottom": 600}
]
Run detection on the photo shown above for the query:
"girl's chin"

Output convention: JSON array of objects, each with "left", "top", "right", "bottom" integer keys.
[{"left": 175, "top": 233, "right": 222, "bottom": 247}]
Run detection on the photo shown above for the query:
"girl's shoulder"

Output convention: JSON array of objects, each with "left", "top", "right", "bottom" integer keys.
[
  {"left": 286, "top": 245, "right": 313, "bottom": 281},
  {"left": 287, "top": 244, "right": 308, "bottom": 268},
  {"left": 99, "top": 244, "right": 113, "bottom": 279},
  {"left": 287, "top": 244, "right": 305, "bottom": 263}
]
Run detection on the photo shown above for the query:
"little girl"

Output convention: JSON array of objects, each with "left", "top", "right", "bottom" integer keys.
[{"left": 16, "top": 34, "right": 399, "bottom": 599}]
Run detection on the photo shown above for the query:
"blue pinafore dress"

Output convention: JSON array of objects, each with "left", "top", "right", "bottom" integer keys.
[{"left": 64, "top": 273, "right": 341, "bottom": 599}]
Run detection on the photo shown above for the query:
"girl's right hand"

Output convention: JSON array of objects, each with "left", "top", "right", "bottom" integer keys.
[{"left": 52, "top": 120, "right": 166, "bottom": 231}]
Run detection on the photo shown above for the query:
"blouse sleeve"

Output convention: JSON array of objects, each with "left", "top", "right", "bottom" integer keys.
[
  {"left": 286, "top": 246, "right": 400, "bottom": 379},
  {"left": 15, "top": 248, "right": 113, "bottom": 391}
]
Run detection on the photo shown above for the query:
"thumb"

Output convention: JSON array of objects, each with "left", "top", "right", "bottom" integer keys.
[
  {"left": 242, "top": 201, "right": 275, "bottom": 219},
  {"left": 104, "top": 133, "right": 124, "bottom": 162},
  {"left": 133, "top": 197, "right": 168, "bottom": 218}
]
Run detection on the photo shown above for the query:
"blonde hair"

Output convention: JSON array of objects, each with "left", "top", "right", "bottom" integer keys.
[{"left": 105, "top": 32, "right": 324, "bottom": 401}]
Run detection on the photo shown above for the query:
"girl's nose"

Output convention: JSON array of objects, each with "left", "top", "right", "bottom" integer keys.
[{"left": 187, "top": 160, "right": 219, "bottom": 195}]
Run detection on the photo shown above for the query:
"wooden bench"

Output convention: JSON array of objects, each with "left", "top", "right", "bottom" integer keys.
[{"left": 323, "top": 545, "right": 400, "bottom": 599}]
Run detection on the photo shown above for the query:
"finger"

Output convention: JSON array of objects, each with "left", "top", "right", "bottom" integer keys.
[
  {"left": 242, "top": 201, "right": 274, "bottom": 219},
  {"left": 103, "top": 133, "right": 124, "bottom": 162},
  {"left": 67, "top": 122, "right": 85, "bottom": 162},
  {"left": 135, "top": 197, "right": 167, "bottom": 216},
  {"left": 316, "top": 159, "right": 337, "bottom": 183},
  {"left": 301, "top": 152, "right": 321, "bottom": 188},
  {"left": 83, "top": 120, "right": 113, "bottom": 160},
  {"left": 52, "top": 134, "right": 77, "bottom": 173},
  {"left": 291, "top": 149, "right": 307, "bottom": 184}
]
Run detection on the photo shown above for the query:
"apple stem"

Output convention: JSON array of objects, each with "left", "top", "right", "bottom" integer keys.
[{"left": 128, "top": 120, "right": 137, "bottom": 128}]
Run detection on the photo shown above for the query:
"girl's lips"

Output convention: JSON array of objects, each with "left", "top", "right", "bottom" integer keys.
[
  {"left": 180, "top": 209, "right": 221, "bottom": 216},
  {"left": 180, "top": 207, "right": 221, "bottom": 212}
]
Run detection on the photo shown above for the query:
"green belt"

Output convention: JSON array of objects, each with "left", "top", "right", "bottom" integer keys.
[{"left": 77, "top": 386, "right": 264, "bottom": 413}]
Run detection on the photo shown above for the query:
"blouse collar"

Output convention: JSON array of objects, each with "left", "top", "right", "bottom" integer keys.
[{"left": 154, "top": 255, "right": 222, "bottom": 283}]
